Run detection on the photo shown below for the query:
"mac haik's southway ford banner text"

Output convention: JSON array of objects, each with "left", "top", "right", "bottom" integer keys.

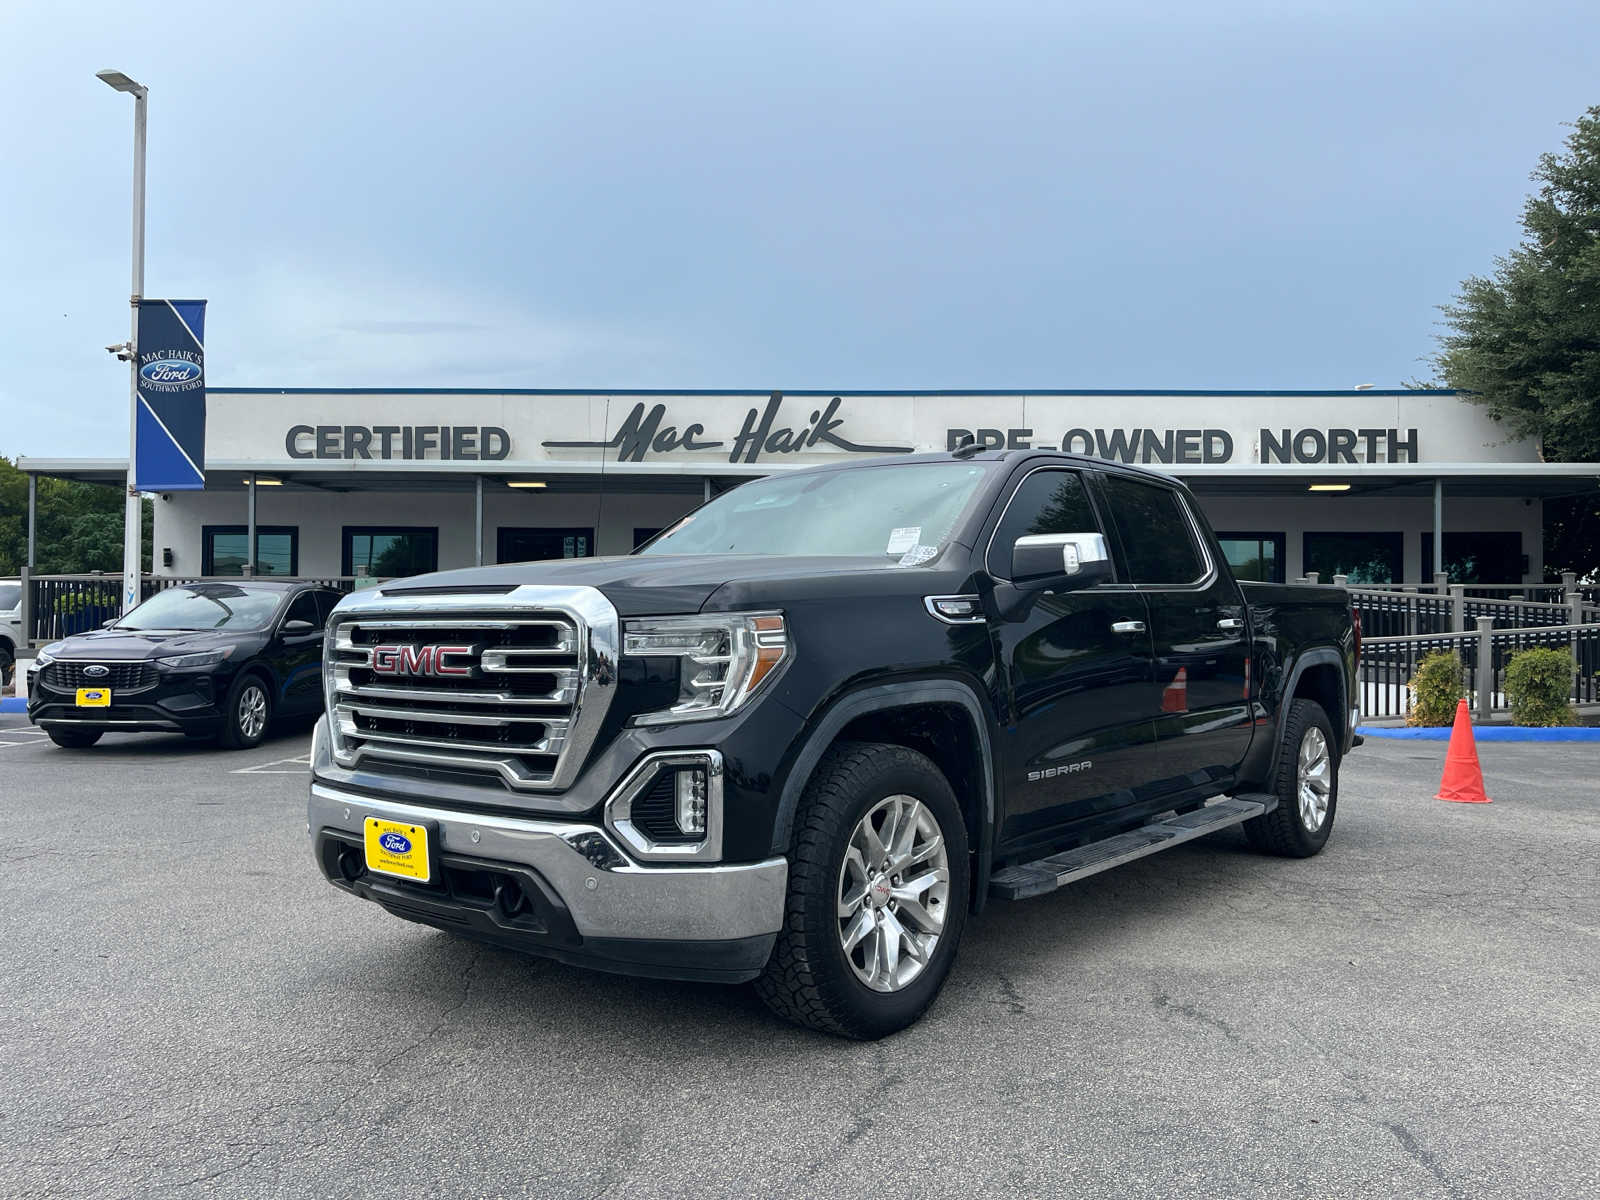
[
  {"left": 135, "top": 299, "right": 207, "bottom": 490},
  {"left": 196, "top": 389, "right": 1538, "bottom": 469}
]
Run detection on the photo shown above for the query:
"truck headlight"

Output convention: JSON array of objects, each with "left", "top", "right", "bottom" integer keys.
[{"left": 623, "top": 612, "right": 788, "bottom": 726}]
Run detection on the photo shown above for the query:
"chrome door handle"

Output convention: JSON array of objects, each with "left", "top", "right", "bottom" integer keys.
[
  {"left": 1111, "top": 620, "right": 1146, "bottom": 635},
  {"left": 1216, "top": 617, "right": 1245, "bottom": 632}
]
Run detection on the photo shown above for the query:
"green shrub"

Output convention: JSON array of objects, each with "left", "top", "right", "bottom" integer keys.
[
  {"left": 1503, "top": 647, "right": 1577, "bottom": 726},
  {"left": 1407, "top": 650, "right": 1465, "bottom": 726},
  {"left": 52, "top": 588, "right": 116, "bottom": 616}
]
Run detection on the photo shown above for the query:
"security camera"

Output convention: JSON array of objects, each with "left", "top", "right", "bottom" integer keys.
[{"left": 106, "top": 341, "right": 134, "bottom": 361}]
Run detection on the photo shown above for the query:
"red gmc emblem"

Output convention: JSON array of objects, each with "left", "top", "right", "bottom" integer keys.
[{"left": 369, "top": 643, "right": 476, "bottom": 677}]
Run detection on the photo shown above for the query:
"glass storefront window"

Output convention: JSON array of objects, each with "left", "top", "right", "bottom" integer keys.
[
  {"left": 202, "top": 526, "right": 298, "bottom": 576},
  {"left": 1423, "top": 532, "right": 1524, "bottom": 583},
  {"left": 1303, "top": 531, "right": 1404, "bottom": 584},
  {"left": 343, "top": 527, "right": 439, "bottom": 579},
  {"left": 497, "top": 528, "right": 595, "bottom": 563}
]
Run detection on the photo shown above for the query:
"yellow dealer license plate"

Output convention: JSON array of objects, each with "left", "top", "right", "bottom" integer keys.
[
  {"left": 75, "top": 688, "right": 112, "bottom": 707},
  {"left": 364, "top": 817, "right": 432, "bottom": 882}
]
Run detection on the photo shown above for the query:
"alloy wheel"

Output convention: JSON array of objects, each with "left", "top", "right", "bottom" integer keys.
[
  {"left": 238, "top": 684, "right": 268, "bottom": 741},
  {"left": 836, "top": 794, "right": 951, "bottom": 993},
  {"left": 1297, "top": 725, "right": 1332, "bottom": 831}
]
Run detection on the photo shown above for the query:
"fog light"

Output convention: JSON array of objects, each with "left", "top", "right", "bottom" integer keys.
[{"left": 675, "top": 767, "right": 708, "bottom": 836}]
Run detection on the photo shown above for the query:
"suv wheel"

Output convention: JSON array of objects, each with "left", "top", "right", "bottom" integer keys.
[
  {"left": 220, "top": 674, "right": 272, "bottom": 750},
  {"left": 1244, "top": 698, "right": 1338, "bottom": 857},
  {"left": 47, "top": 727, "right": 103, "bottom": 749},
  {"left": 0, "top": 644, "right": 14, "bottom": 688},
  {"left": 755, "top": 741, "right": 969, "bottom": 1039}
]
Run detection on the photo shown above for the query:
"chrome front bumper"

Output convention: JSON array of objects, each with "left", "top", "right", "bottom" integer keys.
[{"left": 308, "top": 781, "right": 787, "bottom": 981}]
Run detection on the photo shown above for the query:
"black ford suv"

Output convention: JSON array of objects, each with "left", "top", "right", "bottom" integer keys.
[
  {"left": 309, "top": 450, "right": 1358, "bottom": 1038},
  {"left": 29, "top": 581, "right": 343, "bottom": 749}
]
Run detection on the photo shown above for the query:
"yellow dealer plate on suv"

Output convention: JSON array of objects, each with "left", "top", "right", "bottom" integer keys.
[
  {"left": 363, "top": 817, "right": 432, "bottom": 882},
  {"left": 75, "top": 688, "right": 111, "bottom": 707}
]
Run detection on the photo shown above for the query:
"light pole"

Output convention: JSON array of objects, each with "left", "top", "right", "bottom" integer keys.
[{"left": 97, "top": 68, "right": 147, "bottom": 615}]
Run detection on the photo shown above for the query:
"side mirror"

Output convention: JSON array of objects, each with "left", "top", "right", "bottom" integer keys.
[
  {"left": 281, "top": 618, "right": 317, "bottom": 634},
  {"left": 1011, "top": 532, "right": 1113, "bottom": 591}
]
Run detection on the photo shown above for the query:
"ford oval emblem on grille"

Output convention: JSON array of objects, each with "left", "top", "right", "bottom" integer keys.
[
  {"left": 379, "top": 832, "right": 412, "bottom": 854},
  {"left": 83, "top": 664, "right": 110, "bottom": 678}
]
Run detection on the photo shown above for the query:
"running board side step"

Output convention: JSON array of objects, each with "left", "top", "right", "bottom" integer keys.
[{"left": 988, "top": 794, "right": 1278, "bottom": 901}]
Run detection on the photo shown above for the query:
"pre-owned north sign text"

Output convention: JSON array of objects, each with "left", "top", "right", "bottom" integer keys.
[{"left": 945, "top": 426, "right": 1421, "bottom": 464}]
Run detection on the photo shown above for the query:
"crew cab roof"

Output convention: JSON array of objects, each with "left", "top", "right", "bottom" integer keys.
[{"left": 781, "top": 448, "right": 1184, "bottom": 486}]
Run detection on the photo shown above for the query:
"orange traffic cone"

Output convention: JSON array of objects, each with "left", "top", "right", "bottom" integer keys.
[
  {"left": 1436, "top": 698, "right": 1491, "bottom": 804},
  {"left": 1162, "top": 667, "right": 1188, "bottom": 713}
]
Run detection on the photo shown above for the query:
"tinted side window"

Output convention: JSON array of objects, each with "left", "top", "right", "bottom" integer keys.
[
  {"left": 314, "top": 591, "right": 343, "bottom": 627},
  {"left": 284, "top": 591, "right": 322, "bottom": 629},
  {"left": 1102, "top": 476, "right": 1206, "bottom": 584},
  {"left": 988, "top": 471, "right": 1100, "bottom": 576}
]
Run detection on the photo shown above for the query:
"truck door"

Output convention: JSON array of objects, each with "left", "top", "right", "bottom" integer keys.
[
  {"left": 986, "top": 467, "right": 1159, "bottom": 852},
  {"left": 1096, "top": 473, "right": 1253, "bottom": 792}
]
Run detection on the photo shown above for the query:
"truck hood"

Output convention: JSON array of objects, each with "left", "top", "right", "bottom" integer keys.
[
  {"left": 43, "top": 627, "right": 253, "bottom": 661},
  {"left": 374, "top": 554, "right": 936, "bottom": 617}
]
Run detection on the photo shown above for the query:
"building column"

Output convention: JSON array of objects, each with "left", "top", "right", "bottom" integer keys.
[
  {"left": 246, "top": 474, "right": 257, "bottom": 576},
  {"left": 474, "top": 475, "right": 485, "bottom": 567},
  {"left": 21, "top": 473, "right": 37, "bottom": 645},
  {"left": 26, "top": 473, "right": 37, "bottom": 568},
  {"left": 1432, "top": 477, "right": 1443, "bottom": 583}
]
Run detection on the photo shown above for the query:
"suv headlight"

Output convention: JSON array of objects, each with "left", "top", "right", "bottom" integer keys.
[
  {"left": 156, "top": 648, "right": 234, "bottom": 670},
  {"left": 33, "top": 645, "right": 63, "bottom": 669},
  {"left": 623, "top": 612, "right": 788, "bottom": 726}
]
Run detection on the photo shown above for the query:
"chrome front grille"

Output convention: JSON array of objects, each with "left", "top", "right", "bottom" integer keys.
[{"left": 324, "top": 586, "right": 618, "bottom": 792}]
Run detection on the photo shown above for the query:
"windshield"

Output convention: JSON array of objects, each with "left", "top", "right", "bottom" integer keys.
[
  {"left": 115, "top": 585, "right": 285, "bottom": 631},
  {"left": 638, "top": 461, "right": 994, "bottom": 561}
]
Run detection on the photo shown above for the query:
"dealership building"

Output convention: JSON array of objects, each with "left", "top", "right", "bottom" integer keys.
[{"left": 18, "top": 387, "right": 1600, "bottom": 587}]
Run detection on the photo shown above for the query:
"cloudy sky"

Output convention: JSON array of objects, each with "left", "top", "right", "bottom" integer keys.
[{"left": 2, "top": 0, "right": 1595, "bottom": 459}]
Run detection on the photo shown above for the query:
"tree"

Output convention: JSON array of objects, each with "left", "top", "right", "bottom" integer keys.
[
  {"left": 0, "top": 455, "right": 153, "bottom": 575},
  {"left": 1431, "top": 105, "right": 1600, "bottom": 580}
]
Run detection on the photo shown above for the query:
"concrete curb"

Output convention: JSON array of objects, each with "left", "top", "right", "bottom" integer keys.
[
  {"left": 0, "top": 698, "right": 27, "bottom": 714},
  {"left": 1357, "top": 724, "right": 1600, "bottom": 742}
]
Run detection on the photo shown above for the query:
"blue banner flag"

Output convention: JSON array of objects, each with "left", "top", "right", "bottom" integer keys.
[{"left": 135, "top": 299, "right": 207, "bottom": 490}]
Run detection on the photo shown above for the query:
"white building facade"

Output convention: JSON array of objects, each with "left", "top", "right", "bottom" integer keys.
[{"left": 23, "top": 387, "right": 1599, "bottom": 587}]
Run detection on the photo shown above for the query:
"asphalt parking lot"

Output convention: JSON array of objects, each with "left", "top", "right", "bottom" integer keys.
[{"left": 0, "top": 717, "right": 1595, "bottom": 1199}]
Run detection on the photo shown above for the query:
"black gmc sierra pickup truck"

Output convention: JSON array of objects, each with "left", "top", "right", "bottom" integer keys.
[{"left": 308, "top": 449, "right": 1358, "bottom": 1038}]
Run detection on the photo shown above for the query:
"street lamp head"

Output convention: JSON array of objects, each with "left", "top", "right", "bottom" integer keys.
[{"left": 96, "top": 68, "right": 146, "bottom": 95}]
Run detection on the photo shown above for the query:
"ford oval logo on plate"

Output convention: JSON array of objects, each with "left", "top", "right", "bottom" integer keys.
[
  {"left": 83, "top": 664, "right": 110, "bottom": 678},
  {"left": 139, "top": 358, "right": 202, "bottom": 385},
  {"left": 379, "top": 832, "right": 412, "bottom": 855}
]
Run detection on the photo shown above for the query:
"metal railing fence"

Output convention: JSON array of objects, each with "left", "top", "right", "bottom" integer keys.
[
  {"left": 1359, "top": 620, "right": 1600, "bottom": 721},
  {"left": 20, "top": 573, "right": 367, "bottom": 644}
]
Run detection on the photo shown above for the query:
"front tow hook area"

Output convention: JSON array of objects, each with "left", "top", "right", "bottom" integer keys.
[
  {"left": 337, "top": 847, "right": 366, "bottom": 883},
  {"left": 492, "top": 879, "right": 529, "bottom": 921}
]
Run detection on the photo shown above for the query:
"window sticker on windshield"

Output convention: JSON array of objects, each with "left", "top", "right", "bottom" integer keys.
[
  {"left": 885, "top": 526, "right": 921, "bottom": 555},
  {"left": 897, "top": 544, "right": 940, "bottom": 567}
]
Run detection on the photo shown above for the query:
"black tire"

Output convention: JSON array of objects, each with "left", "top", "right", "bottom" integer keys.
[
  {"left": 755, "top": 741, "right": 970, "bottom": 1040},
  {"left": 219, "top": 672, "right": 273, "bottom": 750},
  {"left": 47, "top": 727, "right": 102, "bottom": 749},
  {"left": 1243, "top": 698, "right": 1338, "bottom": 857},
  {"left": 0, "top": 644, "right": 14, "bottom": 688}
]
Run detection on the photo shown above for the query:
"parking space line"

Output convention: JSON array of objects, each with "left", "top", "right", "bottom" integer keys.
[{"left": 231, "top": 754, "right": 312, "bottom": 775}]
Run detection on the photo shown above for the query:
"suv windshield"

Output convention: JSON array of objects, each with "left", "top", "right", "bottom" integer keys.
[
  {"left": 638, "top": 461, "right": 993, "bottom": 560},
  {"left": 116, "top": 585, "right": 285, "bottom": 631}
]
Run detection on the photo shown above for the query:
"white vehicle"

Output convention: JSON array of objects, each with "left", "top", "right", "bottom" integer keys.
[{"left": 0, "top": 580, "right": 21, "bottom": 687}]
